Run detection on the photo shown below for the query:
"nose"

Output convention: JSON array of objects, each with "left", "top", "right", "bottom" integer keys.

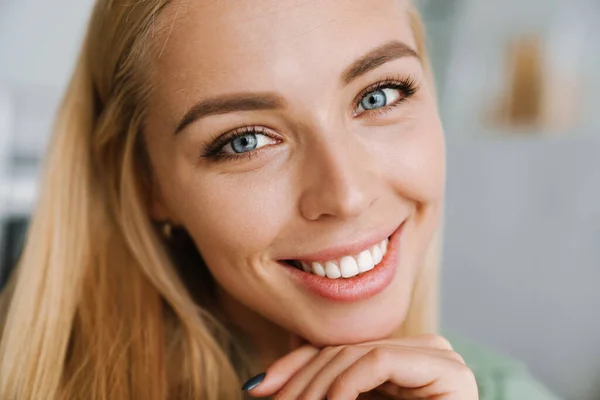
[{"left": 298, "top": 135, "right": 379, "bottom": 222}]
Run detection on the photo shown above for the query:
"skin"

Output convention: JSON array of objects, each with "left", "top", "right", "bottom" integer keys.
[{"left": 145, "top": 0, "right": 475, "bottom": 397}]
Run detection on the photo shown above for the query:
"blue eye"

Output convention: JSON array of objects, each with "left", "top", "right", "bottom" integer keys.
[
  {"left": 356, "top": 87, "right": 403, "bottom": 115},
  {"left": 230, "top": 134, "right": 258, "bottom": 153},
  {"left": 221, "top": 132, "right": 278, "bottom": 155},
  {"left": 361, "top": 90, "right": 386, "bottom": 110}
]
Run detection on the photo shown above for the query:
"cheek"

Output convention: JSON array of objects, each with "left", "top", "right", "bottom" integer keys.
[
  {"left": 380, "top": 109, "right": 446, "bottom": 204},
  {"left": 144, "top": 125, "right": 293, "bottom": 269},
  {"left": 170, "top": 168, "right": 296, "bottom": 272}
]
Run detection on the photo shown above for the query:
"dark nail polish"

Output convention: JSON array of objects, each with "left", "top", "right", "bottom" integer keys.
[{"left": 241, "top": 372, "right": 266, "bottom": 391}]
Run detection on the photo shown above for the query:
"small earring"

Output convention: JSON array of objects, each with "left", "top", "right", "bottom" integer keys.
[{"left": 162, "top": 222, "right": 173, "bottom": 239}]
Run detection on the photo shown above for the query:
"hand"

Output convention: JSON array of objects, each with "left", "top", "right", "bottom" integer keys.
[{"left": 245, "top": 334, "right": 479, "bottom": 399}]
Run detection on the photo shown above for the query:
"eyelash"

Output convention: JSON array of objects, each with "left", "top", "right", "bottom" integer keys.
[
  {"left": 352, "top": 74, "right": 419, "bottom": 117},
  {"left": 201, "top": 75, "right": 420, "bottom": 162},
  {"left": 200, "top": 126, "right": 282, "bottom": 162}
]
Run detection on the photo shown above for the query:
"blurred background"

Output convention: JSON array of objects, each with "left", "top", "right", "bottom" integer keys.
[{"left": 0, "top": 0, "right": 598, "bottom": 399}]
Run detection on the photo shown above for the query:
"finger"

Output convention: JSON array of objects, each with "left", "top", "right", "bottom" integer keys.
[
  {"left": 365, "top": 344, "right": 465, "bottom": 365},
  {"left": 405, "top": 334, "right": 454, "bottom": 351},
  {"left": 356, "top": 335, "right": 465, "bottom": 365},
  {"left": 272, "top": 345, "right": 348, "bottom": 399},
  {"left": 297, "top": 345, "right": 374, "bottom": 399},
  {"left": 360, "top": 334, "right": 454, "bottom": 352},
  {"left": 332, "top": 342, "right": 465, "bottom": 366},
  {"left": 299, "top": 345, "right": 464, "bottom": 400},
  {"left": 247, "top": 335, "right": 464, "bottom": 398},
  {"left": 271, "top": 345, "right": 464, "bottom": 399},
  {"left": 388, "top": 361, "right": 477, "bottom": 400},
  {"left": 327, "top": 347, "right": 478, "bottom": 400},
  {"left": 245, "top": 344, "right": 319, "bottom": 398}
]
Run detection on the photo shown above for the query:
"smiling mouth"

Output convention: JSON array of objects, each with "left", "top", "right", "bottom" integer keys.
[{"left": 283, "top": 237, "right": 389, "bottom": 279}]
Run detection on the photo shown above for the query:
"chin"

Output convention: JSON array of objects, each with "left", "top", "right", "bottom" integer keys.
[{"left": 300, "top": 304, "right": 410, "bottom": 347}]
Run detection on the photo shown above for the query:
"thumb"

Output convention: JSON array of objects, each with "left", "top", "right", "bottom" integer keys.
[{"left": 243, "top": 344, "right": 319, "bottom": 398}]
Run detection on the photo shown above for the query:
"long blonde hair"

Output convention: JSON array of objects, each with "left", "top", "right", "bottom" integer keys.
[{"left": 0, "top": 1, "right": 439, "bottom": 399}]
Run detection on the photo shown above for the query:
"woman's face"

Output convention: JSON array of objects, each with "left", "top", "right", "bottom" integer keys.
[{"left": 145, "top": 0, "right": 445, "bottom": 346}]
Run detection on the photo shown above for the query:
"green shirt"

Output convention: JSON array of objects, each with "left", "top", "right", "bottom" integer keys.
[{"left": 447, "top": 334, "right": 561, "bottom": 400}]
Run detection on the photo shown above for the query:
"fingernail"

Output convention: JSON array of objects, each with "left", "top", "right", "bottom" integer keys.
[{"left": 241, "top": 372, "right": 266, "bottom": 391}]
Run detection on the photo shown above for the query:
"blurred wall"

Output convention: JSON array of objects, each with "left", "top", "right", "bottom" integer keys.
[
  {"left": 443, "top": 138, "right": 600, "bottom": 400},
  {"left": 0, "top": 0, "right": 95, "bottom": 169},
  {"left": 439, "top": 0, "right": 600, "bottom": 138},
  {"left": 424, "top": 1, "right": 600, "bottom": 400},
  {"left": 0, "top": 0, "right": 93, "bottom": 89}
]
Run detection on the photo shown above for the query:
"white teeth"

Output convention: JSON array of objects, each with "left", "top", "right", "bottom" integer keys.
[
  {"left": 380, "top": 239, "right": 388, "bottom": 254},
  {"left": 371, "top": 245, "right": 383, "bottom": 265},
  {"left": 325, "top": 261, "right": 342, "bottom": 279},
  {"left": 340, "top": 256, "right": 359, "bottom": 278},
  {"left": 356, "top": 250, "right": 375, "bottom": 273},
  {"left": 312, "top": 262, "right": 326, "bottom": 277},
  {"left": 298, "top": 238, "right": 389, "bottom": 279}
]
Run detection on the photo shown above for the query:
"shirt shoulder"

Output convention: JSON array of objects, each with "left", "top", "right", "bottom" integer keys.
[{"left": 444, "top": 333, "right": 562, "bottom": 400}]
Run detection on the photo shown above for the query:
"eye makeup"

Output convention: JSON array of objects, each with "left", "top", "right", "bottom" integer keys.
[
  {"left": 352, "top": 74, "right": 420, "bottom": 118},
  {"left": 200, "top": 126, "right": 283, "bottom": 162},
  {"left": 200, "top": 74, "right": 421, "bottom": 163}
]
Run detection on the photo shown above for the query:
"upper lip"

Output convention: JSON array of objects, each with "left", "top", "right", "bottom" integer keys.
[{"left": 280, "top": 222, "right": 403, "bottom": 264}]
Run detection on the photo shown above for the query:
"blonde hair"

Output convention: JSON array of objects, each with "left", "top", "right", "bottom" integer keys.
[{"left": 0, "top": 1, "right": 438, "bottom": 399}]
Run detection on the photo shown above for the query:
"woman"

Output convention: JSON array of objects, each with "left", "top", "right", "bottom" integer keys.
[{"left": 0, "top": 0, "right": 558, "bottom": 399}]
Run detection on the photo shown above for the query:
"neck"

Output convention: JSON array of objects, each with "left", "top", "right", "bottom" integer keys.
[{"left": 217, "top": 288, "right": 291, "bottom": 371}]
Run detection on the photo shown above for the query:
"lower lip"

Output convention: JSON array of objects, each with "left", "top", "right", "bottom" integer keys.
[{"left": 282, "top": 223, "right": 404, "bottom": 302}]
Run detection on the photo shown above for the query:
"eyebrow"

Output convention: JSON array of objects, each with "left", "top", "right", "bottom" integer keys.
[
  {"left": 174, "top": 93, "right": 285, "bottom": 134},
  {"left": 341, "top": 40, "right": 419, "bottom": 85},
  {"left": 174, "top": 40, "right": 419, "bottom": 134}
]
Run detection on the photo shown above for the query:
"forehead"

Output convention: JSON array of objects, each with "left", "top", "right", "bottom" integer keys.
[{"left": 150, "top": 0, "right": 415, "bottom": 108}]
